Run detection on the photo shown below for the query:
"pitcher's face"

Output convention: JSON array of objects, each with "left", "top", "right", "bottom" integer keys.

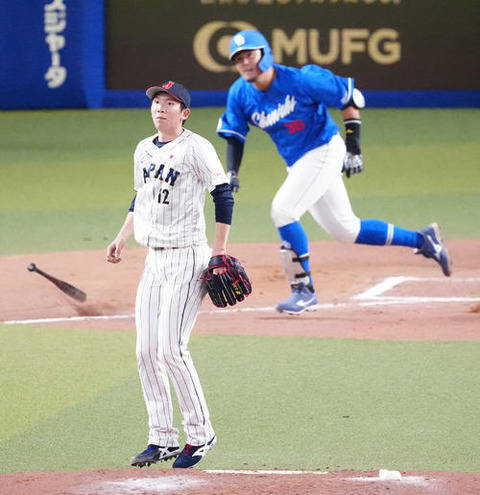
[{"left": 151, "top": 93, "right": 189, "bottom": 134}]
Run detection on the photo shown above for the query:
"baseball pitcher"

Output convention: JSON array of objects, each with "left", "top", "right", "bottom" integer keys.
[{"left": 107, "top": 81, "right": 242, "bottom": 469}]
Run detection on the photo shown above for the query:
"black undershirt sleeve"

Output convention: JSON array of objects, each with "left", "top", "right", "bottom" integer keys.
[{"left": 226, "top": 137, "right": 244, "bottom": 174}]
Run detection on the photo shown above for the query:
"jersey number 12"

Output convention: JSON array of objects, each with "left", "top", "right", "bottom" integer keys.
[{"left": 157, "top": 188, "right": 169, "bottom": 204}]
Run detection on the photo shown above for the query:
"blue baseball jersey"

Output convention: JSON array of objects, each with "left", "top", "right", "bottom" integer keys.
[{"left": 217, "top": 64, "right": 354, "bottom": 167}]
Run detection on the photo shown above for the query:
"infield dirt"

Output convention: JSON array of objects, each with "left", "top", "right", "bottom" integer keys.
[{"left": 1, "top": 240, "right": 479, "bottom": 494}]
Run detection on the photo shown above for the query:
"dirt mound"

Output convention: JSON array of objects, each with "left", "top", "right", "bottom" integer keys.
[{"left": 2, "top": 468, "right": 480, "bottom": 495}]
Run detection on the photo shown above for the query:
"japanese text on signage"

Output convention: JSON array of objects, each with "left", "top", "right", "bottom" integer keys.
[{"left": 44, "top": 0, "right": 67, "bottom": 88}]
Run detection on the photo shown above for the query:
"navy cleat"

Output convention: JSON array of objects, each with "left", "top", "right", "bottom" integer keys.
[
  {"left": 276, "top": 283, "right": 318, "bottom": 314},
  {"left": 130, "top": 444, "right": 181, "bottom": 467},
  {"left": 172, "top": 436, "right": 217, "bottom": 469},
  {"left": 415, "top": 223, "right": 452, "bottom": 276}
]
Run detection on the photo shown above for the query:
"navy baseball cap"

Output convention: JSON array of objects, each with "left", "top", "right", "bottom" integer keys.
[{"left": 146, "top": 81, "right": 191, "bottom": 108}]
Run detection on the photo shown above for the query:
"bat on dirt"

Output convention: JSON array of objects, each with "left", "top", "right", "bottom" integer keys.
[{"left": 27, "top": 263, "right": 87, "bottom": 303}]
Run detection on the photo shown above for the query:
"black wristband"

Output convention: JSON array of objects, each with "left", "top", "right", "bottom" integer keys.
[{"left": 344, "top": 119, "right": 361, "bottom": 155}]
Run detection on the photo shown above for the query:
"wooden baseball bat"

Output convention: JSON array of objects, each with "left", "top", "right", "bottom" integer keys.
[{"left": 27, "top": 263, "right": 87, "bottom": 303}]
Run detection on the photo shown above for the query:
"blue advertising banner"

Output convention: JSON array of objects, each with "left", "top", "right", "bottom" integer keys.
[{"left": 0, "top": 0, "right": 104, "bottom": 110}]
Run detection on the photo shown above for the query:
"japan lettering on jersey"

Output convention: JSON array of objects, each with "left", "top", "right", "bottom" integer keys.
[
  {"left": 133, "top": 129, "right": 228, "bottom": 248},
  {"left": 217, "top": 64, "right": 354, "bottom": 167}
]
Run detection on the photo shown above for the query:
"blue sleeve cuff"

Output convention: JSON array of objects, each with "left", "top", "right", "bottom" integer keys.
[{"left": 129, "top": 195, "right": 136, "bottom": 212}]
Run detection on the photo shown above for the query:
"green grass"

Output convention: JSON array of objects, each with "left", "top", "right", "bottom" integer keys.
[
  {"left": 1, "top": 107, "right": 479, "bottom": 476},
  {"left": 1, "top": 327, "right": 479, "bottom": 474},
  {"left": 1, "top": 108, "right": 479, "bottom": 255}
]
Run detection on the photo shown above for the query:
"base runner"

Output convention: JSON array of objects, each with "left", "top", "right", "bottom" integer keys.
[{"left": 217, "top": 30, "right": 452, "bottom": 314}]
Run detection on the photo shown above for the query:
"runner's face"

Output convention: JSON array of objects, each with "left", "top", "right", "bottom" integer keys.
[{"left": 234, "top": 49, "right": 263, "bottom": 82}]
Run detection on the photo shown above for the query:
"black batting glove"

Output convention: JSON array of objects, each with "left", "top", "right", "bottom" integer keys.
[{"left": 343, "top": 119, "right": 363, "bottom": 178}]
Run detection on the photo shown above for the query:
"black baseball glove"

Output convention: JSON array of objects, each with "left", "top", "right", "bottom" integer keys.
[{"left": 202, "top": 254, "right": 252, "bottom": 308}]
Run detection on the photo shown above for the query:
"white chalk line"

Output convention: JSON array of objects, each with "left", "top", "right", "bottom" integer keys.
[
  {"left": 354, "top": 276, "right": 480, "bottom": 306},
  {"left": 3, "top": 276, "right": 480, "bottom": 325},
  {"left": 355, "top": 276, "right": 480, "bottom": 300},
  {"left": 4, "top": 313, "right": 135, "bottom": 325}
]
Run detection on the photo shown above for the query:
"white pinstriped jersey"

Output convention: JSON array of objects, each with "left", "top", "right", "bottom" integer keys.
[{"left": 133, "top": 129, "right": 228, "bottom": 248}]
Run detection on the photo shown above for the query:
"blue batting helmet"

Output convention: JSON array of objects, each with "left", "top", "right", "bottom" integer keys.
[{"left": 229, "top": 30, "right": 274, "bottom": 72}]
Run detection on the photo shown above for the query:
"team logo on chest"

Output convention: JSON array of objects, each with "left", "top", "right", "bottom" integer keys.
[{"left": 251, "top": 95, "right": 297, "bottom": 129}]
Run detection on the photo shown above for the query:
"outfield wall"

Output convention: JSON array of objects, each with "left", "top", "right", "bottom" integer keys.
[{"left": 1, "top": 0, "right": 479, "bottom": 110}]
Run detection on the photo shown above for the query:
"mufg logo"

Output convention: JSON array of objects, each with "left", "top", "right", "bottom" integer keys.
[{"left": 193, "top": 21, "right": 401, "bottom": 72}]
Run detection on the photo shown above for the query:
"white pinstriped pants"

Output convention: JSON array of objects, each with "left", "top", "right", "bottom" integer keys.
[{"left": 135, "top": 244, "right": 215, "bottom": 446}]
